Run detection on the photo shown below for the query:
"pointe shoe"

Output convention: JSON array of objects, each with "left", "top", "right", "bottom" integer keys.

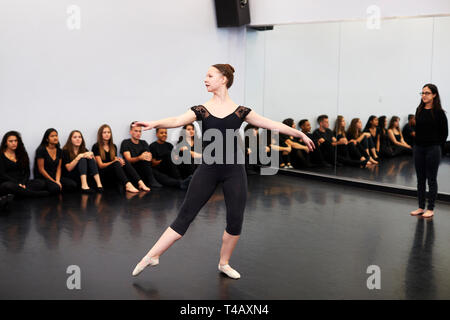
[
  {"left": 218, "top": 264, "right": 241, "bottom": 279},
  {"left": 132, "top": 256, "right": 159, "bottom": 276},
  {"left": 422, "top": 210, "right": 434, "bottom": 218},
  {"left": 410, "top": 208, "right": 425, "bottom": 216}
]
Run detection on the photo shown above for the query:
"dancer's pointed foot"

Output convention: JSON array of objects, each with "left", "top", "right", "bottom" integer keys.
[
  {"left": 132, "top": 256, "right": 159, "bottom": 276},
  {"left": 218, "top": 264, "right": 241, "bottom": 279},
  {"left": 410, "top": 208, "right": 425, "bottom": 216},
  {"left": 422, "top": 210, "right": 434, "bottom": 218}
]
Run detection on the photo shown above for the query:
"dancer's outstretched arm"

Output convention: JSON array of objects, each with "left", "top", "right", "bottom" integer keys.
[
  {"left": 245, "top": 110, "right": 315, "bottom": 151},
  {"left": 133, "top": 110, "right": 197, "bottom": 131}
]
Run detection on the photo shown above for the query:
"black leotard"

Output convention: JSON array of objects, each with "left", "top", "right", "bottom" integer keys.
[{"left": 170, "top": 105, "right": 252, "bottom": 236}]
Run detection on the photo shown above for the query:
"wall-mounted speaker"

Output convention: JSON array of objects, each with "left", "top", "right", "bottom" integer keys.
[{"left": 214, "top": 0, "right": 250, "bottom": 27}]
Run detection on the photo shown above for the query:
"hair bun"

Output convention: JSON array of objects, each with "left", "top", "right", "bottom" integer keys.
[{"left": 226, "top": 64, "right": 235, "bottom": 73}]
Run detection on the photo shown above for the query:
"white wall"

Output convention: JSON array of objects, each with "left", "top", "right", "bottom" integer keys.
[
  {"left": 249, "top": 0, "right": 450, "bottom": 26},
  {"left": 246, "top": 16, "right": 450, "bottom": 130},
  {"left": 0, "top": 0, "right": 247, "bottom": 175}
]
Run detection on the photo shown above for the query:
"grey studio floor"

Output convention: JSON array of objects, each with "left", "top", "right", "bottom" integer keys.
[{"left": 1, "top": 169, "right": 450, "bottom": 300}]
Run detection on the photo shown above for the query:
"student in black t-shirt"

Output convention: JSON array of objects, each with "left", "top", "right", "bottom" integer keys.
[
  {"left": 148, "top": 128, "right": 192, "bottom": 189},
  {"left": 312, "top": 115, "right": 341, "bottom": 166},
  {"left": 402, "top": 114, "right": 416, "bottom": 147},
  {"left": 93, "top": 124, "right": 147, "bottom": 193},
  {"left": 387, "top": 116, "right": 412, "bottom": 156},
  {"left": 363, "top": 115, "right": 381, "bottom": 158},
  {"left": 298, "top": 119, "right": 329, "bottom": 167},
  {"left": 0, "top": 131, "right": 48, "bottom": 198},
  {"left": 281, "top": 118, "right": 312, "bottom": 169},
  {"left": 62, "top": 130, "right": 103, "bottom": 194},
  {"left": 347, "top": 118, "right": 379, "bottom": 165},
  {"left": 120, "top": 123, "right": 162, "bottom": 188},
  {"left": 176, "top": 124, "right": 201, "bottom": 178},
  {"left": 34, "top": 128, "right": 77, "bottom": 194},
  {"left": 334, "top": 116, "right": 372, "bottom": 168}
]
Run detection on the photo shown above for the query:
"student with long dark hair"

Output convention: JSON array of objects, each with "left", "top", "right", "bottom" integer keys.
[
  {"left": 334, "top": 116, "right": 372, "bottom": 168},
  {"left": 410, "top": 84, "right": 448, "bottom": 218},
  {"left": 363, "top": 115, "right": 381, "bottom": 157},
  {"left": 92, "top": 124, "right": 147, "bottom": 193},
  {"left": 0, "top": 131, "right": 48, "bottom": 197},
  {"left": 62, "top": 130, "right": 103, "bottom": 194},
  {"left": 347, "top": 118, "right": 379, "bottom": 165},
  {"left": 387, "top": 116, "right": 413, "bottom": 156},
  {"left": 176, "top": 124, "right": 201, "bottom": 179},
  {"left": 34, "top": 128, "right": 77, "bottom": 194}
]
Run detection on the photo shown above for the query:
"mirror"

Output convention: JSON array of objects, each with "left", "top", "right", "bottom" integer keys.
[{"left": 245, "top": 16, "right": 450, "bottom": 195}]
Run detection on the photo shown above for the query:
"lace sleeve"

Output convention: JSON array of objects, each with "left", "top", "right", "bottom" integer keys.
[
  {"left": 235, "top": 106, "right": 252, "bottom": 120},
  {"left": 190, "top": 105, "right": 209, "bottom": 121}
]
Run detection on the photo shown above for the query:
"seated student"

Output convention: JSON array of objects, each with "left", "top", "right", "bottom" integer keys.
[
  {"left": 312, "top": 115, "right": 341, "bottom": 166},
  {"left": 175, "top": 124, "right": 201, "bottom": 179},
  {"left": 148, "top": 128, "right": 192, "bottom": 189},
  {"left": 0, "top": 193, "right": 14, "bottom": 211},
  {"left": 334, "top": 116, "right": 372, "bottom": 168},
  {"left": 92, "top": 124, "right": 148, "bottom": 193},
  {"left": 243, "top": 124, "right": 261, "bottom": 174},
  {"left": 402, "top": 114, "right": 416, "bottom": 147},
  {"left": 346, "top": 118, "right": 379, "bottom": 164},
  {"left": 62, "top": 130, "right": 104, "bottom": 194},
  {"left": 387, "top": 116, "right": 413, "bottom": 156},
  {"left": 120, "top": 122, "right": 162, "bottom": 188},
  {"left": 378, "top": 115, "right": 394, "bottom": 158},
  {"left": 34, "top": 128, "right": 77, "bottom": 194},
  {"left": 363, "top": 115, "right": 381, "bottom": 158},
  {"left": 281, "top": 118, "right": 313, "bottom": 169},
  {"left": 298, "top": 119, "right": 329, "bottom": 167},
  {"left": 0, "top": 131, "right": 48, "bottom": 198},
  {"left": 264, "top": 129, "right": 291, "bottom": 168}
]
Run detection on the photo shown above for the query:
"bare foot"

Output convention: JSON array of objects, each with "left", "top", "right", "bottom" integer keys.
[
  {"left": 422, "top": 210, "right": 434, "bottom": 218},
  {"left": 126, "top": 184, "right": 139, "bottom": 193},
  {"left": 410, "top": 208, "right": 425, "bottom": 216},
  {"left": 138, "top": 182, "right": 150, "bottom": 192},
  {"left": 369, "top": 157, "right": 379, "bottom": 165}
]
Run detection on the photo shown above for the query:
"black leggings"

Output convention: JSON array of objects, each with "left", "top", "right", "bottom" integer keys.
[
  {"left": 170, "top": 164, "right": 248, "bottom": 236},
  {"left": 35, "top": 177, "right": 78, "bottom": 194},
  {"left": 414, "top": 145, "right": 441, "bottom": 210},
  {"left": 99, "top": 161, "right": 140, "bottom": 186},
  {"left": 0, "top": 180, "right": 48, "bottom": 197}
]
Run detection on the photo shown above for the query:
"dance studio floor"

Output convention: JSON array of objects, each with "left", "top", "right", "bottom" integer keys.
[
  {"left": 299, "top": 155, "right": 450, "bottom": 194},
  {"left": 1, "top": 173, "right": 450, "bottom": 300}
]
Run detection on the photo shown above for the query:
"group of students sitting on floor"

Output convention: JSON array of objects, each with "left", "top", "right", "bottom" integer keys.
[
  {"left": 244, "top": 113, "right": 449, "bottom": 172},
  {"left": 0, "top": 122, "right": 200, "bottom": 208}
]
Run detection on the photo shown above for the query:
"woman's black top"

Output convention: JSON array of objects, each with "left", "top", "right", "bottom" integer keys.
[
  {"left": 415, "top": 108, "right": 449, "bottom": 146},
  {"left": 92, "top": 143, "right": 117, "bottom": 163},
  {"left": 364, "top": 127, "right": 380, "bottom": 141},
  {"left": 61, "top": 149, "right": 89, "bottom": 175},
  {"left": 190, "top": 105, "right": 252, "bottom": 164},
  {"left": 0, "top": 153, "right": 30, "bottom": 184},
  {"left": 34, "top": 145, "right": 62, "bottom": 180}
]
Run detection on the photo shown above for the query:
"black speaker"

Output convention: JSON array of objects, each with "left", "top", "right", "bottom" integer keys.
[{"left": 214, "top": 0, "right": 250, "bottom": 27}]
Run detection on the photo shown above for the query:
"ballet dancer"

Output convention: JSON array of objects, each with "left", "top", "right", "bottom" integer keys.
[{"left": 131, "top": 64, "right": 315, "bottom": 279}]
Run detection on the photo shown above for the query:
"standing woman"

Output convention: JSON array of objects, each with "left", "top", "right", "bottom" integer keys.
[
  {"left": 410, "top": 84, "right": 448, "bottom": 218},
  {"left": 62, "top": 130, "right": 103, "bottom": 193},
  {"left": 131, "top": 64, "right": 315, "bottom": 279},
  {"left": 34, "top": 128, "right": 77, "bottom": 194},
  {"left": 0, "top": 131, "right": 48, "bottom": 197},
  {"left": 92, "top": 124, "right": 147, "bottom": 193}
]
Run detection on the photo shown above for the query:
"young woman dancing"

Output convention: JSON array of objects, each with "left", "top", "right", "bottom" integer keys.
[{"left": 131, "top": 64, "right": 315, "bottom": 279}]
